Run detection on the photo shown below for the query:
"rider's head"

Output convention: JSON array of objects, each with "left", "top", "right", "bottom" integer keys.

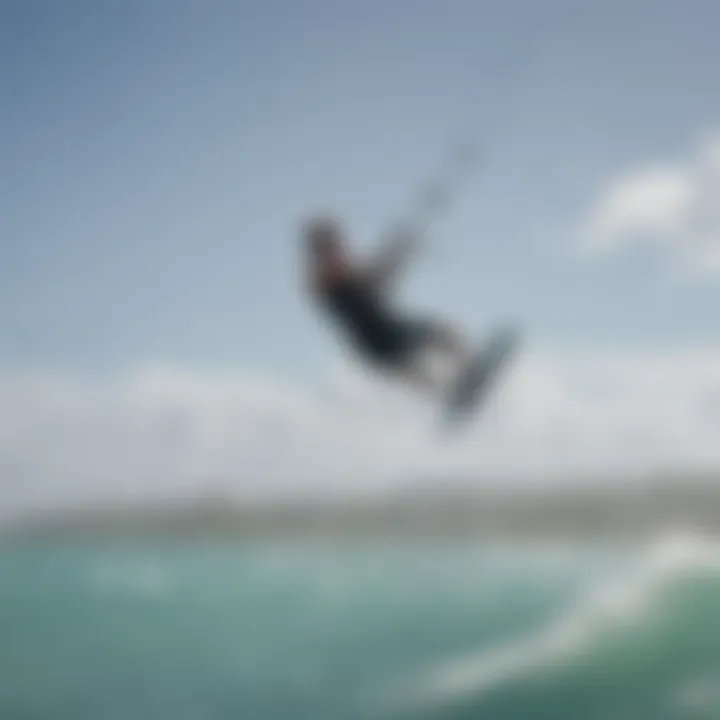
[{"left": 303, "top": 214, "right": 346, "bottom": 262}]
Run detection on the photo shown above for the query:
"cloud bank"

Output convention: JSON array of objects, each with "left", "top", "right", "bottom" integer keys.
[{"left": 2, "top": 346, "right": 720, "bottom": 516}]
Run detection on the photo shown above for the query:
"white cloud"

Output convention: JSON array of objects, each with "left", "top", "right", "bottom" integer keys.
[
  {"left": 582, "top": 131, "right": 720, "bottom": 273},
  {"left": 584, "top": 166, "right": 693, "bottom": 246},
  {"left": 1, "top": 347, "right": 720, "bottom": 517}
]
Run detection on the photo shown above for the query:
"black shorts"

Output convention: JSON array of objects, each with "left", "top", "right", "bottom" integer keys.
[{"left": 356, "top": 318, "right": 435, "bottom": 368}]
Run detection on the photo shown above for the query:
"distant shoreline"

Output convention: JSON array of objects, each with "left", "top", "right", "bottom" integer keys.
[{"left": 4, "top": 476, "right": 720, "bottom": 543}]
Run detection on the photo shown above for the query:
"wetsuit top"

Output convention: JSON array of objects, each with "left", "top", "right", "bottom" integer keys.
[{"left": 317, "top": 276, "right": 398, "bottom": 352}]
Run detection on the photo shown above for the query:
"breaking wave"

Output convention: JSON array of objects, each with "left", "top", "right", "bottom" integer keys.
[{"left": 413, "top": 531, "right": 720, "bottom": 708}]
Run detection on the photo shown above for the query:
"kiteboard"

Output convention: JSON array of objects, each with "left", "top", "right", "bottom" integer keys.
[{"left": 441, "top": 324, "right": 521, "bottom": 432}]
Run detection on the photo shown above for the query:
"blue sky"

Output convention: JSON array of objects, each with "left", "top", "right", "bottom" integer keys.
[
  {"left": 4, "top": 0, "right": 720, "bottom": 512},
  {"left": 3, "top": 0, "right": 720, "bottom": 378}
]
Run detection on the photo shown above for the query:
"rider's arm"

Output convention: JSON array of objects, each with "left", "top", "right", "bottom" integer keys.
[{"left": 362, "top": 226, "right": 420, "bottom": 291}]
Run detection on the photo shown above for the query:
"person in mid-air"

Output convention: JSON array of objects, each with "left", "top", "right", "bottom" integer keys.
[{"left": 303, "top": 215, "right": 475, "bottom": 401}]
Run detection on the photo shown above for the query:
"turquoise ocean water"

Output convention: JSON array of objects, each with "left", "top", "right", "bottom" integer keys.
[{"left": 2, "top": 533, "right": 720, "bottom": 719}]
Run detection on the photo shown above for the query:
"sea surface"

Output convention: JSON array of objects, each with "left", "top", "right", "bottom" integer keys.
[{"left": 2, "top": 532, "right": 720, "bottom": 719}]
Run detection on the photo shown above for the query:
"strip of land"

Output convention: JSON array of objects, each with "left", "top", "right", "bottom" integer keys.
[{"left": 4, "top": 475, "right": 720, "bottom": 542}]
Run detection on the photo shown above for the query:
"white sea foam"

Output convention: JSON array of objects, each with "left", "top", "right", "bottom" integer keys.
[{"left": 419, "top": 531, "right": 720, "bottom": 702}]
